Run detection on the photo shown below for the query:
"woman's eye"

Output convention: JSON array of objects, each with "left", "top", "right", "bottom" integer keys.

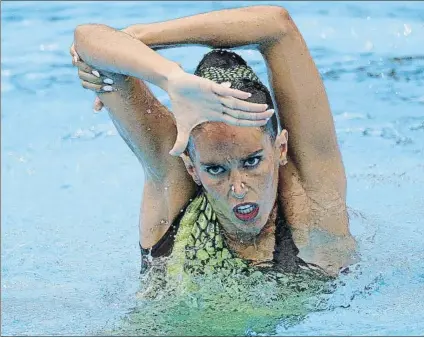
[
  {"left": 244, "top": 157, "right": 261, "bottom": 168},
  {"left": 206, "top": 166, "right": 225, "bottom": 175}
]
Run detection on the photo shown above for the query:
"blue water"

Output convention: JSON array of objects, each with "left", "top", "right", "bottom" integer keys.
[{"left": 2, "top": 1, "right": 424, "bottom": 335}]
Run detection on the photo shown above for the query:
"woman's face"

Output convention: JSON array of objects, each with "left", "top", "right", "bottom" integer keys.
[{"left": 182, "top": 123, "right": 288, "bottom": 240}]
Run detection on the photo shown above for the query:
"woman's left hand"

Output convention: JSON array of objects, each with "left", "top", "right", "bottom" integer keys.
[
  {"left": 70, "top": 43, "right": 105, "bottom": 111},
  {"left": 165, "top": 70, "right": 274, "bottom": 156}
]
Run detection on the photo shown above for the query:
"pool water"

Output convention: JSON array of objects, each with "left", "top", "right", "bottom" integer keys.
[{"left": 2, "top": 1, "right": 424, "bottom": 335}]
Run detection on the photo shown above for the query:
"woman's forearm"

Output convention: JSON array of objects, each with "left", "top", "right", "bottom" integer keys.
[
  {"left": 124, "top": 6, "right": 287, "bottom": 49},
  {"left": 74, "top": 24, "right": 182, "bottom": 91}
]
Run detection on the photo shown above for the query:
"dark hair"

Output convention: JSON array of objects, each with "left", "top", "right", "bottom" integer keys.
[{"left": 186, "top": 49, "right": 279, "bottom": 159}]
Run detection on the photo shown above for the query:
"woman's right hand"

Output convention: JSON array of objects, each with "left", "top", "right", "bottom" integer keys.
[{"left": 165, "top": 70, "right": 275, "bottom": 156}]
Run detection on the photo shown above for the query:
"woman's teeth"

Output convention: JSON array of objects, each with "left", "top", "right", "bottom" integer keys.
[
  {"left": 236, "top": 204, "right": 255, "bottom": 214},
  {"left": 233, "top": 203, "right": 259, "bottom": 221}
]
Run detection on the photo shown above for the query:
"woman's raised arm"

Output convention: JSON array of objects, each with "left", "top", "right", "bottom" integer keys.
[
  {"left": 123, "top": 6, "right": 286, "bottom": 49},
  {"left": 127, "top": 5, "right": 346, "bottom": 200},
  {"left": 74, "top": 24, "right": 182, "bottom": 92},
  {"left": 73, "top": 24, "right": 272, "bottom": 164},
  {"left": 124, "top": 7, "right": 352, "bottom": 256}
]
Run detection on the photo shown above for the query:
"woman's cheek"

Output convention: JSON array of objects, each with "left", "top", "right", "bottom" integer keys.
[
  {"left": 199, "top": 174, "right": 226, "bottom": 197},
  {"left": 250, "top": 163, "right": 274, "bottom": 186}
]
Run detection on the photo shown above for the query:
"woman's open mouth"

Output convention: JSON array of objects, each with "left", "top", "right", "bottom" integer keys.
[{"left": 233, "top": 203, "right": 259, "bottom": 221}]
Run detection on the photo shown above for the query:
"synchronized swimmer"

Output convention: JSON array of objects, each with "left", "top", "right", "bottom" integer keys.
[{"left": 71, "top": 5, "right": 357, "bottom": 278}]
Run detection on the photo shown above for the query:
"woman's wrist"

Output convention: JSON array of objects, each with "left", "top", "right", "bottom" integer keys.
[
  {"left": 120, "top": 24, "right": 185, "bottom": 91},
  {"left": 122, "top": 24, "right": 156, "bottom": 45},
  {"left": 158, "top": 62, "right": 186, "bottom": 93}
]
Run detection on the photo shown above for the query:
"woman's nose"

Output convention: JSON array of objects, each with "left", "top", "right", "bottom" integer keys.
[
  {"left": 231, "top": 183, "right": 248, "bottom": 199},
  {"left": 229, "top": 171, "right": 248, "bottom": 198}
]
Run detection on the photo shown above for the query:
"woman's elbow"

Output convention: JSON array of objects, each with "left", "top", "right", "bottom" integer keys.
[
  {"left": 74, "top": 23, "right": 112, "bottom": 55},
  {"left": 265, "top": 6, "right": 291, "bottom": 34},
  {"left": 245, "top": 6, "right": 290, "bottom": 37},
  {"left": 259, "top": 5, "right": 289, "bottom": 20},
  {"left": 74, "top": 23, "right": 109, "bottom": 42}
]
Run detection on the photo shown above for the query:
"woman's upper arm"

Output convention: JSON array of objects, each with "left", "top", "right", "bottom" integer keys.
[
  {"left": 261, "top": 9, "right": 346, "bottom": 197},
  {"left": 96, "top": 71, "right": 178, "bottom": 179}
]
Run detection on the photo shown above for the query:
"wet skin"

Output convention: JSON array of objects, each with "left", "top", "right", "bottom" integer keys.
[
  {"left": 181, "top": 122, "right": 288, "bottom": 243},
  {"left": 73, "top": 6, "right": 358, "bottom": 274}
]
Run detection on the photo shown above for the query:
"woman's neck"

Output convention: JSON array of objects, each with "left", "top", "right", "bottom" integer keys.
[{"left": 221, "top": 202, "right": 279, "bottom": 263}]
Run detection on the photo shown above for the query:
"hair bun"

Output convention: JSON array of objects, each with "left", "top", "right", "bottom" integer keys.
[{"left": 195, "top": 49, "right": 247, "bottom": 71}]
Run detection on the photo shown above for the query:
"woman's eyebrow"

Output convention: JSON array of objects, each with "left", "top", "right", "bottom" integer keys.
[
  {"left": 200, "top": 149, "right": 264, "bottom": 166},
  {"left": 242, "top": 149, "right": 264, "bottom": 160},
  {"left": 200, "top": 160, "right": 223, "bottom": 167}
]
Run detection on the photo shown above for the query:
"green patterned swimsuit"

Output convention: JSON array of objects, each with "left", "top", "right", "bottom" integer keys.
[
  {"left": 140, "top": 190, "right": 327, "bottom": 282},
  {"left": 140, "top": 50, "right": 328, "bottom": 279},
  {"left": 167, "top": 192, "right": 250, "bottom": 277}
]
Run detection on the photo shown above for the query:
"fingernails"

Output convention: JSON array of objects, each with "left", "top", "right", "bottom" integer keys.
[
  {"left": 93, "top": 102, "right": 103, "bottom": 112},
  {"left": 73, "top": 56, "right": 79, "bottom": 63},
  {"left": 267, "top": 109, "right": 275, "bottom": 113},
  {"left": 246, "top": 93, "right": 252, "bottom": 97},
  {"left": 92, "top": 70, "right": 100, "bottom": 78},
  {"left": 103, "top": 78, "right": 114, "bottom": 85},
  {"left": 221, "top": 82, "right": 231, "bottom": 88},
  {"left": 102, "top": 85, "right": 114, "bottom": 92}
]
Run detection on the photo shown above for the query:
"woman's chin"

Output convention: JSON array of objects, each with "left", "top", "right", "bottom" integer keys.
[{"left": 233, "top": 214, "right": 266, "bottom": 236}]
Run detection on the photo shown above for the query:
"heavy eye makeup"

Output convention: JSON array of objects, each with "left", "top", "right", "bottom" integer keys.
[
  {"left": 204, "top": 165, "right": 226, "bottom": 176},
  {"left": 201, "top": 149, "right": 265, "bottom": 176},
  {"left": 243, "top": 156, "right": 262, "bottom": 169},
  {"left": 202, "top": 155, "right": 263, "bottom": 176}
]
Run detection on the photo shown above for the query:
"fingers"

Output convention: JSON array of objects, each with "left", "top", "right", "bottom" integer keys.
[
  {"left": 71, "top": 56, "right": 99, "bottom": 78},
  {"left": 77, "top": 64, "right": 115, "bottom": 92},
  {"left": 81, "top": 81, "right": 116, "bottom": 93},
  {"left": 93, "top": 97, "right": 104, "bottom": 112},
  {"left": 70, "top": 43, "right": 80, "bottom": 63},
  {"left": 220, "top": 113, "right": 269, "bottom": 127},
  {"left": 73, "top": 59, "right": 92, "bottom": 73},
  {"left": 70, "top": 44, "right": 106, "bottom": 112},
  {"left": 222, "top": 107, "right": 275, "bottom": 121},
  {"left": 78, "top": 69, "right": 103, "bottom": 85},
  {"left": 169, "top": 126, "right": 190, "bottom": 157},
  {"left": 81, "top": 81, "right": 103, "bottom": 92},
  {"left": 73, "top": 58, "right": 115, "bottom": 86},
  {"left": 220, "top": 96, "right": 268, "bottom": 113},
  {"left": 212, "top": 82, "right": 252, "bottom": 100}
]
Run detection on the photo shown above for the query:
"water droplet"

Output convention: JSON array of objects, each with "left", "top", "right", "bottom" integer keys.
[{"left": 403, "top": 24, "right": 412, "bottom": 36}]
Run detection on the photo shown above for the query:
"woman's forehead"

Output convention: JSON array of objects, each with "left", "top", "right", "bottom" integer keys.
[{"left": 191, "top": 123, "right": 269, "bottom": 162}]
